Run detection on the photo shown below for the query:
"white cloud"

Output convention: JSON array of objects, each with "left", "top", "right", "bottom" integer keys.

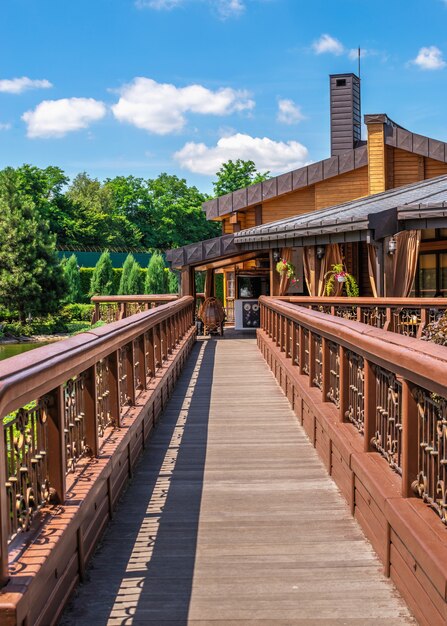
[
  {"left": 277, "top": 99, "right": 304, "bottom": 125},
  {"left": 135, "top": 0, "right": 182, "bottom": 8},
  {"left": 0, "top": 123, "right": 11, "bottom": 131},
  {"left": 135, "top": 0, "right": 245, "bottom": 18},
  {"left": 0, "top": 77, "right": 52, "bottom": 94},
  {"left": 111, "top": 77, "right": 254, "bottom": 135},
  {"left": 216, "top": 0, "right": 245, "bottom": 18},
  {"left": 22, "top": 98, "right": 107, "bottom": 138},
  {"left": 412, "top": 46, "right": 446, "bottom": 70},
  {"left": 312, "top": 34, "right": 344, "bottom": 56},
  {"left": 174, "top": 132, "right": 309, "bottom": 175},
  {"left": 347, "top": 47, "right": 369, "bottom": 60}
]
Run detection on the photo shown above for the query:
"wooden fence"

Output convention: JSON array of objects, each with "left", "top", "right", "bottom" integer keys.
[
  {"left": 0, "top": 296, "right": 195, "bottom": 625},
  {"left": 258, "top": 296, "right": 447, "bottom": 625},
  {"left": 91, "top": 294, "right": 179, "bottom": 323}
]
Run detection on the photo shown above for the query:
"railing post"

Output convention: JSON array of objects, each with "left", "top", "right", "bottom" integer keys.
[
  {"left": 322, "top": 337, "right": 330, "bottom": 401},
  {"left": 291, "top": 322, "right": 297, "bottom": 366},
  {"left": 299, "top": 326, "right": 306, "bottom": 375},
  {"left": 363, "top": 360, "right": 376, "bottom": 452},
  {"left": 109, "top": 349, "right": 122, "bottom": 427},
  {"left": 146, "top": 329, "right": 156, "bottom": 378},
  {"left": 155, "top": 324, "right": 162, "bottom": 369},
  {"left": 308, "top": 331, "right": 315, "bottom": 387},
  {"left": 126, "top": 342, "right": 136, "bottom": 405},
  {"left": 417, "top": 308, "right": 428, "bottom": 339},
  {"left": 94, "top": 302, "right": 100, "bottom": 324},
  {"left": 0, "top": 423, "right": 10, "bottom": 586},
  {"left": 401, "top": 380, "right": 419, "bottom": 498},
  {"left": 138, "top": 335, "right": 147, "bottom": 391},
  {"left": 338, "top": 346, "right": 349, "bottom": 423},
  {"left": 46, "top": 385, "right": 66, "bottom": 503},
  {"left": 84, "top": 365, "right": 99, "bottom": 457},
  {"left": 279, "top": 316, "right": 284, "bottom": 351}
]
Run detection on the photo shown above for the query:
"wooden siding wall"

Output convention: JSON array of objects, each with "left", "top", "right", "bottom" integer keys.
[
  {"left": 314, "top": 167, "right": 368, "bottom": 209},
  {"left": 262, "top": 184, "right": 316, "bottom": 223}
]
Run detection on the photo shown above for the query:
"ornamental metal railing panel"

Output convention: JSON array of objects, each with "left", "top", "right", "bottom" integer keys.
[{"left": 259, "top": 296, "right": 447, "bottom": 526}]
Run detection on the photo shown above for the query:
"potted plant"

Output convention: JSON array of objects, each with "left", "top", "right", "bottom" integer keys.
[
  {"left": 324, "top": 263, "right": 359, "bottom": 297},
  {"left": 276, "top": 258, "right": 296, "bottom": 280}
]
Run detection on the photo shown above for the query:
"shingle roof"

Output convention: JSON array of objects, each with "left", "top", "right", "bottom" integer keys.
[{"left": 234, "top": 174, "right": 447, "bottom": 244}]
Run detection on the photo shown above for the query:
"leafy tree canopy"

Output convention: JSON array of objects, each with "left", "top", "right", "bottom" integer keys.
[{"left": 212, "top": 159, "right": 270, "bottom": 197}]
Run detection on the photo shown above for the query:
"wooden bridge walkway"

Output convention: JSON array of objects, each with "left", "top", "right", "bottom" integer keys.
[{"left": 61, "top": 333, "right": 415, "bottom": 625}]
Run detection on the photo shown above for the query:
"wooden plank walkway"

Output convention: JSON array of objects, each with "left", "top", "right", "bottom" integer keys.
[{"left": 61, "top": 333, "right": 415, "bottom": 625}]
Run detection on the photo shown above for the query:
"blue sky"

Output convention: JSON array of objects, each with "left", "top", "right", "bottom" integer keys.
[{"left": 1, "top": 0, "right": 447, "bottom": 193}]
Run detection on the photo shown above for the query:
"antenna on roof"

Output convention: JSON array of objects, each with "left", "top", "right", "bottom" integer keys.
[{"left": 358, "top": 46, "right": 361, "bottom": 79}]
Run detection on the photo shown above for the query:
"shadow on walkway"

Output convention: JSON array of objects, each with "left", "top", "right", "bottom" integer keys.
[{"left": 60, "top": 339, "right": 216, "bottom": 625}]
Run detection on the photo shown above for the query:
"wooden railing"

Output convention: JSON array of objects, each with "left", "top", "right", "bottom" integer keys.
[
  {"left": 91, "top": 294, "right": 179, "bottom": 323},
  {"left": 259, "top": 296, "right": 447, "bottom": 524},
  {"left": 276, "top": 296, "right": 447, "bottom": 338},
  {"left": 0, "top": 296, "right": 194, "bottom": 586}
]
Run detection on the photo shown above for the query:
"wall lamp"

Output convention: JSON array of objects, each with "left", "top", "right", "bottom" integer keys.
[
  {"left": 387, "top": 236, "right": 397, "bottom": 255},
  {"left": 316, "top": 245, "right": 326, "bottom": 260},
  {"left": 273, "top": 249, "right": 281, "bottom": 262}
]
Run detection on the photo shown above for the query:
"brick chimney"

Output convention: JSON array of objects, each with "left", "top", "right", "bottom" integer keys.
[{"left": 330, "top": 73, "right": 361, "bottom": 155}]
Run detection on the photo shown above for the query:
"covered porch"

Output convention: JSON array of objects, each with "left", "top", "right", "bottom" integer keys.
[{"left": 166, "top": 175, "right": 447, "bottom": 329}]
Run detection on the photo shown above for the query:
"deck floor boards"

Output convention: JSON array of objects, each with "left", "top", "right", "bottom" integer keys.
[{"left": 60, "top": 334, "right": 415, "bottom": 625}]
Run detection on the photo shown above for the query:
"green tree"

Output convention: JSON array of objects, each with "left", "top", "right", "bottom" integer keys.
[
  {"left": 90, "top": 251, "right": 114, "bottom": 296},
  {"left": 13, "top": 164, "right": 72, "bottom": 244},
  {"left": 127, "top": 261, "right": 142, "bottom": 295},
  {"left": 0, "top": 168, "right": 66, "bottom": 320},
  {"left": 145, "top": 252, "right": 168, "bottom": 294},
  {"left": 167, "top": 269, "right": 179, "bottom": 294},
  {"left": 146, "top": 173, "right": 220, "bottom": 249},
  {"left": 212, "top": 159, "right": 270, "bottom": 197},
  {"left": 118, "top": 253, "right": 136, "bottom": 295},
  {"left": 105, "top": 176, "right": 155, "bottom": 247},
  {"left": 66, "top": 173, "right": 143, "bottom": 249},
  {"left": 62, "top": 254, "right": 82, "bottom": 303}
]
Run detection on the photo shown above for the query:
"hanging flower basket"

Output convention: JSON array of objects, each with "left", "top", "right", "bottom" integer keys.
[
  {"left": 276, "top": 258, "right": 295, "bottom": 280},
  {"left": 324, "top": 264, "right": 359, "bottom": 297}
]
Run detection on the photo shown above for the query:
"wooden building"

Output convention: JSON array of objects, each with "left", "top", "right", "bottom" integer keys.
[{"left": 166, "top": 72, "right": 447, "bottom": 327}]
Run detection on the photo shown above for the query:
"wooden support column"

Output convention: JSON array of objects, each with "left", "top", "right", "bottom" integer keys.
[
  {"left": 181, "top": 266, "right": 196, "bottom": 297},
  {"left": 401, "top": 380, "right": 419, "bottom": 498},
  {"left": 269, "top": 250, "right": 281, "bottom": 297}
]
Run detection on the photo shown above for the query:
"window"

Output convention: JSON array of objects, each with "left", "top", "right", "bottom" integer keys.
[
  {"left": 336, "top": 78, "right": 346, "bottom": 87},
  {"left": 416, "top": 251, "right": 447, "bottom": 297}
]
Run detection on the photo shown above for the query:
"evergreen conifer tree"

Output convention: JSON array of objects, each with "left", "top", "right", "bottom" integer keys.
[
  {"left": 62, "top": 254, "right": 82, "bottom": 303},
  {"left": 144, "top": 251, "right": 168, "bottom": 294},
  {"left": 90, "top": 251, "right": 114, "bottom": 296},
  {"left": 118, "top": 253, "right": 136, "bottom": 295},
  {"left": 0, "top": 168, "right": 65, "bottom": 320},
  {"left": 127, "top": 261, "right": 142, "bottom": 295},
  {"left": 168, "top": 269, "right": 179, "bottom": 294}
]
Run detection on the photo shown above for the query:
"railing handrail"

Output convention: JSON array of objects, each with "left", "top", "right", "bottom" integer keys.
[
  {"left": 91, "top": 294, "right": 178, "bottom": 303},
  {"left": 260, "top": 296, "right": 447, "bottom": 398},
  {"left": 0, "top": 297, "right": 193, "bottom": 419},
  {"left": 276, "top": 296, "right": 447, "bottom": 306}
]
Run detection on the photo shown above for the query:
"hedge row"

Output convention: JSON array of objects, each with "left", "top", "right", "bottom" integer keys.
[{"left": 79, "top": 268, "right": 148, "bottom": 303}]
